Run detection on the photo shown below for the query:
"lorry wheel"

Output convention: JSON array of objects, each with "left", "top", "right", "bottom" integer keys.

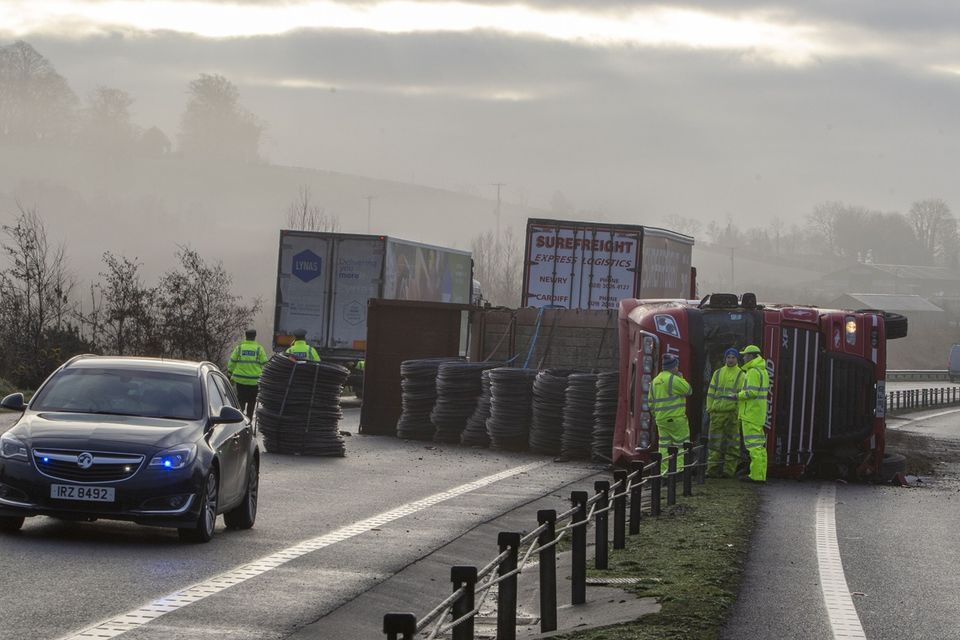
[
  {"left": 882, "top": 313, "right": 908, "bottom": 340},
  {"left": 878, "top": 452, "right": 907, "bottom": 483}
]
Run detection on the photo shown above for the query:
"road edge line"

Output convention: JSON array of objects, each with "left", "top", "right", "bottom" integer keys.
[{"left": 815, "top": 483, "right": 867, "bottom": 640}]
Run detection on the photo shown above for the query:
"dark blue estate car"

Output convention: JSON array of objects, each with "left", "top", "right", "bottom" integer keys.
[{"left": 0, "top": 356, "right": 259, "bottom": 542}]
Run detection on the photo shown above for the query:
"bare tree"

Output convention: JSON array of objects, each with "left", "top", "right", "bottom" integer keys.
[
  {"left": 79, "top": 86, "right": 138, "bottom": 153},
  {"left": 157, "top": 247, "right": 261, "bottom": 364},
  {"left": 909, "top": 198, "right": 957, "bottom": 265},
  {"left": 0, "top": 41, "right": 76, "bottom": 143},
  {"left": 807, "top": 201, "right": 844, "bottom": 255},
  {"left": 286, "top": 186, "right": 341, "bottom": 232},
  {"left": 662, "top": 214, "right": 701, "bottom": 237},
  {"left": 179, "top": 73, "right": 264, "bottom": 162},
  {"left": 92, "top": 253, "right": 157, "bottom": 355},
  {"left": 471, "top": 227, "right": 523, "bottom": 307}
]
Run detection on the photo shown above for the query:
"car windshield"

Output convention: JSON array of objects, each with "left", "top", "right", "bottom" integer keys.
[{"left": 31, "top": 367, "right": 203, "bottom": 421}]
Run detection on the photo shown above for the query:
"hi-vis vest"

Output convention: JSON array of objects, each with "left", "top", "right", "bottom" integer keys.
[
  {"left": 707, "top": 365, "right": 744, "bottom": 414},
  {"left": 286, "top": 339, "right": 321, "bottom": 363},
  {"left": 227, "top": 340, "right": 268, "bottom": 386},
  {"left": 648, "top": 370, "right": 692, "bottom": 421},
  {"left": 737, "top": 357, "right": 770, "bottom": 425}
]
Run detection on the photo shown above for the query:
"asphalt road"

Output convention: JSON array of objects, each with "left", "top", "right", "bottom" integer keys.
[
  {"left": 726, "top": 408, "right": 960, "bottom": 640},
  {"left": 0, "top": 408, "right": 601, "bottom": 640}
]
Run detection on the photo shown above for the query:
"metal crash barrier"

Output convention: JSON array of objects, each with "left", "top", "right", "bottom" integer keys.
[
  {"left": 886, "top": 386, "right": 960, "bottom": 414},
  {"left": 382, "top": 438, "right": 710, "bottom": 640}
]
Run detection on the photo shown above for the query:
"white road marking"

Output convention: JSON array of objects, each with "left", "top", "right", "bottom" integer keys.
[
  {"left": 887, "top": 407, "right": 960, "bottom": 429},
  {"left": 60, "top": 459, "right": 551, "bottom": 640},
  {"left": 816, "top": 484, "right": 867, "bottom": 640}
]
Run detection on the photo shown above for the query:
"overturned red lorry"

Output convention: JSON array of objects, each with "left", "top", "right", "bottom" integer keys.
[{"left": 613, "top": 293, "right": 908, "bottom": 479}]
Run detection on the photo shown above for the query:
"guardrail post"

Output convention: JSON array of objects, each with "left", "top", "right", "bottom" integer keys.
[
  {"left": 497, "top": 532, "right": 521, "bottom": 640},
  {"left": 594, "top": 480, "right": 610, "bottom": 570},
  {"left": 613, "top": 470, "right": 627, "bottom": 550},
  {"left": 682, "top": 442, "right": 693, "bottom": 497},
  {"left": 923, "top": 388, "right": 928, "bottom": 408},
  {"left": 629, "top": 461, "right": 643, "bottom": 534},
  {"left": 451, "top": 566, "right": 477, "bottom": 640},
  {"left": 667, "top": 446, "right": 678, "bottom": 506},
  {"left": 571, "top": 491, "right": 588, "bottom": 605},
  {"left": 651, "top": 453, "right": 662, "bottom": 517},
  {"left": 383, "top": 613, "right": 417, "bottom": 640},
  {"left": 698, "top": 436, "right": 708, "bottom": 484},
  {"left": 537, "top": 510, "right": 558, "bottom": 633}
]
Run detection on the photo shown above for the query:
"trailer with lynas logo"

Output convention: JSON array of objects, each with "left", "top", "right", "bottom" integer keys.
[{"left": 273, "top": 230, "right": 473, "bottom": 396}]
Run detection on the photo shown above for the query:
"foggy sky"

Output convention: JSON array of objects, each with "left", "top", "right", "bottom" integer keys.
[{"left": 2, "top": 0, "right": 959, "bottom": 226}]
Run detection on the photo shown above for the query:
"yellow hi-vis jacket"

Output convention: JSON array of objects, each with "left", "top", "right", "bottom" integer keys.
[
  {"left": 737, "top": 356, "right": 770, "bottom": 425},
  {"left": 286, "top": 339, "right": 321, "bottom": 363},
  {"left": 648, "top": 370, "right": 692, "bottom": 420},
  {"left": 707, "top": 365, "right": 744, "bottom": 414},
  {"left": 227, "top": 340, "right": 269, "bottom": 386}
]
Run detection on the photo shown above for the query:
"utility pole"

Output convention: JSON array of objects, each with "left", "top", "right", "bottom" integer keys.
[
  {"left": 365, "top": 196, "right": 375, "bottom": 233},
  {"left": 491, "top": 182, "right": 505, "bottom": 237},
  {"left": 729, "top": 247, "right": 735, "bottom": 288}
]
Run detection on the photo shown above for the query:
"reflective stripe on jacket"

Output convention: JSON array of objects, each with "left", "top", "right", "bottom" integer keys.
[
  {"left": 227, "top": 340, "right": 268, "bottom": 386},
  {"left": 707, "top": 365, "right": 744, "bottom": 414},
  {"left": 737, "top": 356, "right": 770, "bottom": 425},
  {"left": 648, "top": 370, "right": 692, "bottom": 420},
  {"left": 286, "top": 340, "right": 321, "bottom": 362}
]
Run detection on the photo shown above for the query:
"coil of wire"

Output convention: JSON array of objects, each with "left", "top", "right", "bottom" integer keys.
[
  {"left": 431, "top": 362, "right": 500, "bottom": 443},
  {"left": 486, "top": 367, "right": 538, "bottom": 451},
  {"left": 255, "top": 354, "right": 350, "bottom": 456},
  {"left": 529, "top": 369, "right": 578, "bottom": 455},
  {"left": 592, "top": 370, "right": 620, "bottom": 463},
  {"left": 396, "top": 358, "right": 461, "bottom": 440},
  {"left": 560, "top": 372, "right": 599, "bottom": 460},
  {"left": 461, "top": 369, "right": 493, "bottom": 447}
]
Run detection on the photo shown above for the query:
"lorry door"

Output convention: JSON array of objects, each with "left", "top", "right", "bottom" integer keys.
[
  {"left": 276, "top": 232, "right": 333, "bottom": 348},
  {"left": 328, "top": 237, "right": 386, "bottom": 351},
  {"left": 773, "top": 325, "right": 822, "bottom": 468},
  {"left": 819, "top": 353, "right": 874, "bottom": 445}
]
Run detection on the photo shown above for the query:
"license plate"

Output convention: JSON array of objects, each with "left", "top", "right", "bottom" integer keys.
[{"left": 50, "top": 485, "right": 115, "bottom": 502}]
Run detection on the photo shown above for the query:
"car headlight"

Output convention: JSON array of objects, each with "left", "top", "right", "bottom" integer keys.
[
  {"left": 0, "top": 433, "right": 28, "bottom": 461},
  {"left": 149, "top": 444, "right": 198, "bottom": 470}
]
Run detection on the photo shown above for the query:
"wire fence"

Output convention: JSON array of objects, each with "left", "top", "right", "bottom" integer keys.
[
  {"left": 382, "top": 438, "right": 711, "bottom": 640},
  {"left": 886, "top": 386, "right": 960, "bottom": 414}
]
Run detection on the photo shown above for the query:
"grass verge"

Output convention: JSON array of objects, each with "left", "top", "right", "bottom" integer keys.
[{"left": 556, "top": 479, "right": 760, "bottom": 640}]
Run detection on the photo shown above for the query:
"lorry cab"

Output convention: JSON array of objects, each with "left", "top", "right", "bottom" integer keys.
[{"left": 613, "top": 293, "right": 907, "bottom": 480}]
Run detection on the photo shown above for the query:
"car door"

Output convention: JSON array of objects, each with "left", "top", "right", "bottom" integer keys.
[
  {"left": 206, "top": 375, "right": 240, "bottom": 507},
  {"left": 213, "top": 373, "right": 252, "bottom": 497}
]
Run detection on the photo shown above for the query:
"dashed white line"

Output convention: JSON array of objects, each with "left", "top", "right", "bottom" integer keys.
[
  {"left": 816, "top": 484, "right": 867, "bottom": 640},
  {"left": 60, "top": 459, "right": 550, "bottom": 640}
]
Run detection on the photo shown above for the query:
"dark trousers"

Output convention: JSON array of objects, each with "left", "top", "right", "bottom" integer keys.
[{"left": 236, "top": 383, "right": 259, "bottom": 419}]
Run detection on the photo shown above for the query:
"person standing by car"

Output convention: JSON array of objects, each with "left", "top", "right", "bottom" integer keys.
[
  {"left": 227, "top": 329, "right": 269, "bottom": 419},
  {"left": 286, "top": 328, "right": 321, "bottom": 362}
]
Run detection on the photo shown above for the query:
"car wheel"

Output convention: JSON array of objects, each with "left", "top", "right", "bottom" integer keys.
[
  {"left": 0, "top": 515, "right": 24, "bottom": 533},
  {"left": 224, "top": 457, "right": 258, "bottom": 530},
  {"left": 179, "top": 469, "right": 219, "bottom": 543}
]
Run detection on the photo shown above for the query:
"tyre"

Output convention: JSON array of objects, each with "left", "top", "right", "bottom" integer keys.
[
  {"left": 0, "top": 515, "right": 24, "bottom": 533},
  {"left": 224, "top": 458, "right": 258, "bottom": 530},
  {"left": 179, "top": 469, "right": 219, "bottom": 543},
  {"left": 882, "top": 313, "right": 908, "bottom": 340},
  {"left": 878, "top": 452, "right": 907, "bottom": 482}
]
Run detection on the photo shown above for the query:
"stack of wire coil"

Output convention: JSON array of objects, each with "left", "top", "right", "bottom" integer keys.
[
  {"left": 431, "top": 362, "right": 500, "bottom": 443},
  {"left": 591, "top": 370, "right": 620, "bottom": 463},
  {"left": 560, "top": 372, "right": 599, "bottom": 460},
  {"left": 486, "top": 367, "right": 538, "bottom": 451},
  {"left": 256, "top": 354, "right": 350, "bottom": 456},
  {"left": 529, "top": 369, "right": 577, "bottom": 455},
  {"left": 460, "top": 369, "right": 494, "bottom": 447},
  {"left": 396, "top": 358, "right": 460, "bottom": 440}
]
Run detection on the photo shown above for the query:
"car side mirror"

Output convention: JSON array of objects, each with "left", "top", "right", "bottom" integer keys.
[
  {"left": 210, "top": 406, "right": 245, "bottom": 425},
  {"left": 1, "top": 393, "right": 25, "bottom": 412}
]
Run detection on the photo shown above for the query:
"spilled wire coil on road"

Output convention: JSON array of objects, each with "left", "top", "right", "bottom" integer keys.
[
  {"left": 396, "top": 358, "right": 462, "bottom": 440},
  {"left": 486, "top": 367, "right": 538, "bottom": 451},
  {"left": 461, "top": 369, "right": 494, "bottom": 447},
  {"left": 256, "top": 354, "right": 349, "bottom": 456},
  {"left": 431, "top": 362, "right": 501, "bottom": 444},
  {"left": 592, "top": 370, "right": 620, "bottom": 463},
  {"left": 529, "top": 369, "right": 578, "bottom": 455},
  {"left": 560, "top": 372, "right": 599, "bottom": 460}
]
